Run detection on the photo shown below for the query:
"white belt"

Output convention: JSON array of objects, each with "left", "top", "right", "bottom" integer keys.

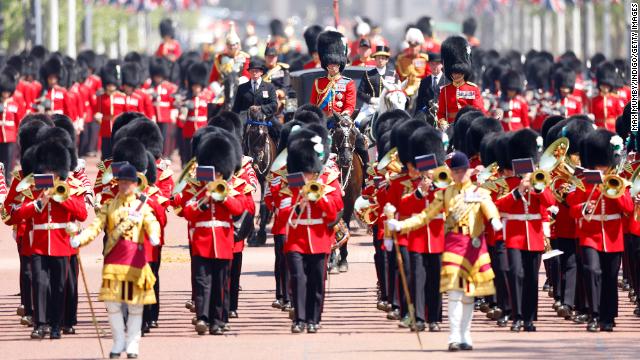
[
  {"left": 507, "top": 117, "right": 521, "bottom": 123},
  {"left": 503, "top": 213, "right": 542, "bottom": 221},
  {"left": 153, "top": 101, "right": 171, "bottom": 107},
  {"left": 187, "top": 116, "right": 207, "bottom": 122},
  {"left": 0, "top": 120, "right": 15, "bottom": 126},
  {"left": 584, "top": 214, "right": 621, "bottom": 222},
  {"left": 294, "top": 218, "right": 323, "bottom": 226},
  {"left": 195, "top": 220, "right": 231, "bottom": 228},
  {"left": 33, "top": 222, "right": 72, "bottom": 231},
  {"left": 51, "top": 110, "right": 63, "bottom": 114}
]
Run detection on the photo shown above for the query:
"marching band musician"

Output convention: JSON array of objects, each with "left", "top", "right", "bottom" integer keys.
[
  {"left": 387, "top": 151, "right": 503, "bottom": 351},
  {"left": 77, "top": 50, "right": 101, "bottom": 157},
  {"left": 400, "top": 126, "right": 447, "bottom": 332},
  {"left": 71, "top": 163, "right": 160, "bottom": 359},
  {"left": 309, "top": 31, "right": 356, "bottom": 118},
  {"left": 436, "top": 36, "right": 485, "bottom": 129},
  {"left": 183, "top": 131, "right": 245, "bottom": 336},
  {"left": 566, "top": 129, "right": 633, "bottom": 332},
  {"left": 496, "top": 129, "right": 555, "bottom": 332},
  {"left": 492, "top": 70, "right": 530, "bottom": 131},
  {"left": 589, "top": 62, "right": 625, "bottom": 131},
  {"left": 120, "top": 63, "right": 153, "bottom": 118},
  {"left": 280, "top": 125, "right": 343, "bottom": 334}
]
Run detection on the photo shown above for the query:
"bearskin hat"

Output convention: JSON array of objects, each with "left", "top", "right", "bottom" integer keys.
[
  {"left": 18, "top": 119, "right": 49, "bottom": 158},
  {"left": 545, "top": 119, "right": 569, "bottom": 149},
  {"left": 465, "top": 116, "right": 503, "bottom": 158},
  {"left": 295, "top": 104, "right": 325, "bottom": 123},
  {"left": 317, "top": 31, "right": 348, "bottom": 72},
  {"left": 303, "top": 25, "right": 323, "bottom": 54},
  {"left": 197, "top": 131, "right": 241, "bottom": 180},
  {"left": 20, "top": 146, "right": 38, "bottom": 175},
  {"left": 615, "top": 114, "right": 630, "bottom": 141},
  {"left": 187, "top": 62, "right": 208, "bottom": 87},
  {"left": 392, "top": 119, "right": 428, "bottom": 165},
  {"left": 452, "top": 110, "right": 483, "bottom": 153},
  {"left": 562, "top": 116, "right": 596, "bottom": 155},
  {"left": 159, "top": 18, "right": 175, "bottom": 39},
  {"left": 40, "top": 57, "right": 63, "bottom": 81},
  {"left": 0, "top": 70, "right": 17, "bottom": 94},
  {"left": 500, "top": 69, "right": 524, "bottom": 93},
  {"left": 77, "top": 50, "right": 98, "bottom": 70},
  {"left": 294, "top": 110, "right": 324, "bottom": 126},
  {"left": 112, "top": 112, "right": 146, "bottom": 140},
  {"left": 113, "top": 138, "right": 149, "bottom": 174},
  {"left": 462, "top": 17, "right": 477, "bottom": 36},
  {"left": 208, "top": 110, "right": 243, "bottom": 140},
  {"left": 409, "top": 126, "right": 445, "bottom": 167},
  {"left": 613, "top": 58, "right": 629, "bottom": 86},
  {"left": 36, "top": 124, "right": 77, "bottom": 171},
  {"left": 100, "top": 60, "right": 122, "bottom": 87},
  {"left": 495, "top": 132, "right": 514, "bottom": 170},
  {"left": 124, "top": 51, "right": 143, "bottom": 64},
  {"left": 596, "top": 61, "right": 619, "bottom": 89},
  {"left": 19, "top": 113, "right": 54, "bottom": 128},
  {"left": 287, "top": 128, "right": 325, "bottom": 174},
  {"left": 6, "top": 55, "right": 24, "bottom": 75},
  {"left": 121, "top": 62, "right": 142, "bottom": 87},
  {"left": 441, "top": 35, "right": 472, "bottom": 81},
  {"left": 589, "top": 53, "right": 606, "bottom": 72},
  {"left": 277, "top": 120, "right": 302, "bottom": 154},
  {"left": 480, "top": 132, "right": 501, "bottom": 167},
  {"left": 552, "top": 66, "right": 576, "bottom": 92},
  {"left": 34, "top": 141, "right": 71, "bottom": 179},
  {"left": 483, "top": 63, "right": 509, "bottom": 92},
  {"left": 191, "top": 126, "right": 223, "bottom": 157},
  {"left": 149, "top": 57, "right": 170, "bottom": 79},
  {"left": 416, "top": 16, "right": 434, "bottom": 38},
  {"left": 374, "top": 109, "right": 411, "bottom": 141},
  {"left": 580, "top": 129, "right": 620, "bottom": 169},
  {"left": 270, "top": 19, "right": 286, "bottom": 37},
  {"left": 117, "top": 119, "right": 163, "bottom": 159},
  {"left": 508, "top": 128, "right": 542, "bottom": 164},
  {"left": 540, "top": 115, "right": 565, "bottom": 145}
]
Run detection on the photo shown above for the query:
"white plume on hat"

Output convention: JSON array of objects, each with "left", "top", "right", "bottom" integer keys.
[
  {"left": 355, "top": 18, "right": 371, "bottom": 36},
  {"left": 405, "top": 27, "right": 424, "bottom": 45}
]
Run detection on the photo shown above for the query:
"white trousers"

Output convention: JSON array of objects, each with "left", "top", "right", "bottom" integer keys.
[
  {"left": 105, "top": 301, "right": 143, "bottom": 355},
  {"left": 447, "top": 290, "right": 474, "bottom": 345}
]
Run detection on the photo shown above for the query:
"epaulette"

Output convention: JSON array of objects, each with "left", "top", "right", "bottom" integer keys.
[
  {"left": 11, "top": 170, "right": 22, "bottom": 181},
  {"left": 419, "top": 53, "right": 430, "bottom": 61},
  {"left": 278, "top": 62, "right": 290, "bottom": 69},
  {"left": 232, "top": 176, "right": 246, "bottom": 189},
  {"left": 279, "top": 186, "right": 293, "bottom": 196},
  {"left": 156, "top": 195, "right": 169, "bottom": 205},
  {"left": 97, "top": 161, "right": 107, "bottom": 173},
  {"left": 229, "top": 187, "right": 241, "bottom": 197},
  {"left": 325, "top": 167, "right": 340, "bottom": 185},
  {"left": 323, "top": 183, "right": 337, "bottom": 195},
  {"left": 466, "top": 81, "right": 478, "bottom": 88},
  {"left": 400, "top": 179, "right": 415, "bottom": 196},
  {"left": 147, "top": 186, "right": 160, "bottom": 197},
  {"left": 159, "top": 168, "right": 174, "bottom": 181},
  {"left": 243, "top": 183, "right": 255, "bottom": 195}
]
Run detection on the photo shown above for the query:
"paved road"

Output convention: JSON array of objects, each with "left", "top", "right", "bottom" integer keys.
[{"left": 1, "top": 155, "right": 639, "bottom": 359}]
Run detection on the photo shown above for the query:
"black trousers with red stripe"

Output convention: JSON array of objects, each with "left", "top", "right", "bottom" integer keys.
[
  {"left": 274, "top": 235, "right": 290, "bottom": 303},
  {"left": 193, "top": 256, "right": 228, "bottom": 328},
  {"left": 287, "top": 252, "right": 327, "bottom": 325},
  {"left": 31, "top": 255, "right": 69, "bottom": 327},
  {"left": 581, "top": 247, "right": 621, "bottom": 324}
]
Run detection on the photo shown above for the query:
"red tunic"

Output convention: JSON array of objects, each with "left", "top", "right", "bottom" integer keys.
[
  {"left": 181, "top": 91, "right": 212, "bottom": 139},
  {"left": 421, "top": 39, "right": 441, "bottom": 54},
  {"left": 309, "top": 75, "right": 356, "bottom": 116},
  {"left": 143, "top": 187, "right": 169, "bottom": 263},
  {"left": 208, "top": 52, "right": 250, "bottom": 84},
  {"left": 155, "top": 158, "right": 175, "bottom": 200},
  {"left": 142, "top": 81, "right": 178, "bottom": 124},
  {"left": 589, "top": 93, "right": 625, "bottom": 131},
  {"left": 0, "top": 97, "right": 25, "bottom": 143},
  {"left": 491, "top": 96, "right": 530, "bottom": 131},
  {"left": 42, "top": 85, "right": 78, "bottom": 120},
  {"left": 436, "top": 81, "right": 485, "bottom": 124},
  {"left": 3, "top": 171, "right": 31, "bottom": 256},
  {"left": 83, "top": 75, "right": 101, "bottom": 123},
  {"left": 531, "top": 94, "right": 583, "bottom": 131},
  {"left": 95, "top": 91, "right": 128, "bottom": 138},
  {"left": 155, "top": 40, "right": 182, "bottom": 61},
  {"left": 399, "top": 179, "right": 445, "bottom": 254},
  {"left": 134, "top": 88, "right": 155, "bottom": 119}
]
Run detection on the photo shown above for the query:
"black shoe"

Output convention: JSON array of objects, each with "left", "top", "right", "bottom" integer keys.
[
  {"left": 42, "top": 325, "right": 51, "bottom": 335},
  {"left": 149, "top": 321, "right": 158, "bottom": 328},
  {"left": 623, "top": 283, "right": 631, "bottom": 291},
  {"left": 497, "top": 315, "right": 510, "bottom": 327},
  {"left": 62, "top": 327, "right": 76, "bottom": 335},
  {"left": 272, "top": 299, "right": 283, "bottom": 309},
  {"left": 209, "top": 326, "right": 224, "bottom": 335},
  {"left": 587, "top": 318, "right": 600, "bottom": 332},
  {"left": 428, "top": 322, "right": 441, "bottom": 332},
  {"left": 376, "top": 301, "right": 388, "bottom": 311},
  {"left": 16, "top": 304, "right": 25, "bottom": 317},
  {"left": 223, "top": 323, "right": 231, "bottom": 332},
  {"left": 411, "top": 321, "right": 426, "bottom": 332},
  {"left": 459, "top": 343, "right": 473, "bottom": 351},
  {"left": 542, "top": 279, "right": 550, "bottom": 291},
  {"left": 600, "top": 323, "right": 614, "bottom": 332},
  {"left": 30, "top": 326, "right": 45, "bottom": 339},
  {"left": 195, "top": 320, "right": 208, "bottom": 335},
  {"left": 20, "top": 315, "right": 33, "bottom": 326},
  {"left": 557, "top": 305, "right": 572, "bottom": 318},
  {"left": 127, "top": 354, "right": 138, "bottom": 359},
  {"left": 142, "top": 323, "right": 150, "bottom": 334},
  {"left": 448, "top": 343, "right": 460, "bottom": 351},
  {"left": 291, "top": 322, "right": 304, "bottom": 333},
  {"left": 288, "top": 308, "right": 295, "bottom": 320},
  {"left": 511, "top": 320, "right": 524, "bottom": 332},
  {"left": 109, "top": 352, "right": 121, "bottom": 359},
  {"left": 50, "top": 327, "right": 61, "bottom": 339},
  {"left": 398, "top": 316, "right": 412, "bottom": 328},
  {"left": 479, "top": 301, "right": 491, "bottom": 313},
  {"left": 229, "top": 311, "right": 238, "bottom": 318},
  {"left": 387, "top": 309, "right": 401, "bottom": 320},
  {"left": 486, "top": 306, "right": 502, "bottom": 320},
  {"left": 634, "top": 306, "right": 640, "bottom": 317},
  {"left": 573, "top": 313, "right": 589, "bottom": 324},
  {"left": 307, "top": 323, "right": 318, "bottom": 333},
  {"left": 281, "top": 302, "right": 292, "bottom": 312},
  {"left": 552, "top": 300, "right": 561, "bottom": 310},
  {"left": 338, "top": 260, "right": 349, "bottom": 273},
  {"left": 384, "top": 302, "right": 393, "bottom": 312},
  {"left": 523, "top": 322, "right": 536, "bottom": 332},
  {"left": 185, "top": 300, "right": 194, "bottom": 310}
]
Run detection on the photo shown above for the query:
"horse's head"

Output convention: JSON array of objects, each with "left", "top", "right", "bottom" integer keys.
[
  {"left": 243, "top": 111, "right": 274, "bottom": 176},
  {"left": 382, "top": 81, "right": 408, "bottom": 111},
  {"left": 331, "top": 114, "right": 358, "bottom": 168},
  {"left": 222, "top": 71, "right": 239, "bottom": 110}
]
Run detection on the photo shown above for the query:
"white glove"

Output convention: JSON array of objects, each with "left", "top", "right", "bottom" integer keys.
[
  {"left": 383, "top": 203, "right": 397, "bottom": 217},
  {"left": 491, "top": 218, "right": 503, "bottom": 232},
  {"left": 370, "top": 97, "right": 380, "bottom": 106},
  {"left": 70, "top": 236, "right": 81, "bottom": 249},
  {"left": 150, "top": 236, "right": 160, "bottom": 247},
  {"left": 386, "top": 219, "right": 402, "bottom": 232},
  {"left": 383, "top": 238, "right": 394, "bottom": 252},
  {"left": 547, "top": 205, "right": 559, "bottom": 216},
  {"left": 542, "top": 222, "right": 551, "bottom": 239}
]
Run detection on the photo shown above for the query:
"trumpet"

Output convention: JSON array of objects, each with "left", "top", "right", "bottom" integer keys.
[
  {"left": 354, "top": 196, "right": 379, "bottom": 225},
  {"left": 376, "top": 148, "right": 403, "bottom": 174},
  {"left": 302, "top": 180, "right": 325, "bottom": 202},
  {"left": 433, "top": 167, "right": 452, "bottom": 189},
  {"left": 49, "top": 180, "right": 70, "bottom": 203},
  {"left": 136, "top": 173, "right": 148, "bottom": 194},
  {"left": 531, "top": 169, "right": 551, "bottom": 192},
  {"left": 196, "top": 179, "right": 230, "bottom": 207}
]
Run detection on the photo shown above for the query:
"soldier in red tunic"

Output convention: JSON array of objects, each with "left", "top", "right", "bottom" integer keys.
[
  {"left": 120, "top": 63, "right": 149, "bottom": 117},
  {"left": 95, "top": 61, "right": 127, "bottom": 159},
  {"left": 37, "top": 58, "right": 78, "bottom": 122},
  {"left": 302, "top": 25, "right": 324, "bottom": 70},
  {"left": 144, "top": 58, "right": 178, "bottom": 158},
  {"left": 351, "top": 37, "right": 376, "bottom": 67},
  {"left": 589, "top": 62, "right": 625, "bottom": 131},
  {"left": 532, "top": 67, "right": 583, "bottom": 131},
  {"left": 155, "top": 19, "right": 182, "bottom": 62},
  {"left": 77, "top": 50, "right": 102, "bottom": 157},
  {"left": 178, "top": 62, "right": 213, "bottom": 166},
  {"left": 0, "top": 70, "right": 26, "bottom": 179},
  {"left": 491, "top": 70, "right": 530, "bottom": 131},
  {"left": 437, "top": 36, "right": 485, "bottom": 129}
]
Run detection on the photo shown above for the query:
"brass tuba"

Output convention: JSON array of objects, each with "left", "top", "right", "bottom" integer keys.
[
  {"left": 376, "top": 147, "right": 403, "bottom": 174},
  {"left": 173, "top": 157, "right": 197, "bottom": 196},
  {"left": 540, "top": 137, "right": 585, "bottom": 201},
  {"left": 354, "top": 196, "right": 379, "bottom": 225}
]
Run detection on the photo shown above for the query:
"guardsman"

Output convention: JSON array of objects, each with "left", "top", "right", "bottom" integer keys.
[
  {"left": 178, "top": 62, "right": 213, "bottom": 165},
  {"left": 496, "top": 129, "right": 555, "bottom": 332},
  {"left": 416, "top": 16, "right": 441, "bottom": 54},
  {"left": 436, "top": 36, "right": 485, "bottom": 129},
  {"left": 184, "top": 131, "right": 245, "bottom": 335},
  {"left": 357, "top": 45, "right": 396, "bottom": 108},
  {"left": 462, "top": 17, "right": 480, "bottom": 47},
  {"left": 208, "top": 23, "right": 251, "bottom": 87},
  {"left": 387, "top": 151, "right": 503, "bottom": 351},
  {"left": 12, "top": 138, "right": 88, "bottom": 340},
  {"left": 395, "top": 28, "right": 431, "bottom": 96},
  {"left": 532, "top": 67, "right": 583, "bottom": 131},
  {"left": 121, "top": 62, "right": 150, "bottom": 117},
  {"left": 77, "top": 50, "right": 101, "bottom": 157},
  {"left": 280, "top": 125, "right": 343, "bottom": 334},
  {"left": 37, "top": 57, "right": 77, "bottom": 121},
  {"left": 302, "top": 25, "right": 324, "bottom": 70},
  {"left": 95, "top": 60, "right": 127, "bottom": 159},
  {"left": 155, "top": 18, "right": 182, "bottom": 62},
  {"left": 263, "top": 46, "right": 292, "bottom": 115},
  {"left": 491, "top": 70, "right": 530, "bottom": 131},
  {"left": 589, "top": 62, "right": 625, "bottom": 131},
  {"left": 351, "top": 38, "right": 376, "bottom": 67},
  {"left": 0, "top": 69, "right": 26, "bottom": 179},
  {"left": 567, "top": 129, "right": 632, "bottom": 332},
  {"left": 144, "top": 58, "right": 178, "bottom": 158},
  {"left": 309, "top": 31, "right": 356, "bottom": 117}
]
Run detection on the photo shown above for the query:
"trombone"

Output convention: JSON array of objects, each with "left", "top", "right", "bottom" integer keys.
[
  {"left": 582, "top": 173, "right": 627, "bottom": 221},
  {"left": 539, "top": 137, "right": 585, "bottom": 202},
  {"left": 288, "top": 178, "right": 326, "bottom": 228}
]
